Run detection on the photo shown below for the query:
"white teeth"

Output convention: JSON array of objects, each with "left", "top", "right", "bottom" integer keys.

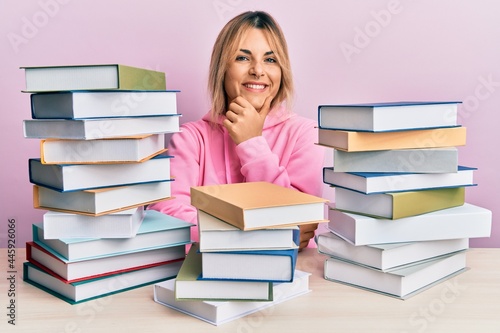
[{"left": 245, "top": 84, "right": 266, "bottom": 89}]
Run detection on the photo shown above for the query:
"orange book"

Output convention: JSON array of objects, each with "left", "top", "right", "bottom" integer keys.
[
  {"left": 190, "top": 182, "right": 328, "bottom": 231},
  {"left": 317, "top": 126, "right": 466, "bottom": 152}
]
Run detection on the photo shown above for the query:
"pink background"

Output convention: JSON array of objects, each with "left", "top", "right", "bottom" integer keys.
[{"left": 1, "top": 0, "right": 498, "bottom": 248}]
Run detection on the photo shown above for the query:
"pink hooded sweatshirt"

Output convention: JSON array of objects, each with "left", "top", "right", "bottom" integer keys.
[{"left": 148, "top": 105, "right": 326, "bottom": 242}]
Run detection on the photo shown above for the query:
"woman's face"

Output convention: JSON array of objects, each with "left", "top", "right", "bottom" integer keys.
[{"left": 224, "top": 28, "right": 282, "bottom": 112}]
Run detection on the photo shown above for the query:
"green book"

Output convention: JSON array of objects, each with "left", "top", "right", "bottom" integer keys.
[
  {"left": 21, "top": 64, "right": 166, "bottom": 92},
  {"left": 335, "top": 186, "right": 466, "bottom": 219},
  {"left": 175, "top": 243, "right": 273, "bottom": 301},
  {"left": 23, "top": 260, "right": 181, "bottom": 305}
]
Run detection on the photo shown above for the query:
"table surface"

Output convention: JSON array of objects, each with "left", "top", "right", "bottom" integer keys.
[{"left": 1, "top": 247, "right": 499, "bottom": 333}]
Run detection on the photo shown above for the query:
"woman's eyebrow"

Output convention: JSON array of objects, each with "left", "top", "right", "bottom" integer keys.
[{"left": 239, "top": 49, "right": 274, "bottom": 56}]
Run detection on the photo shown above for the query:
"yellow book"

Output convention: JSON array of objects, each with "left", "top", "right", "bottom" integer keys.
[
  {"left": 33, "top": 182, "right": 172, "bottom": 216},
  {"left": 21, "top": 64, "right": 166, "bottom": 92},
  {"left": 39, "top": 134, "right": 167, "bottom": 164},
  {"left": 334, "top": 187, "right": 466, "bottom": 219},
  {"left": 318, "top": 126, "right": 466, "bottom": 152},
  {"left": 190, "top": 182, "right": 328, "bottom": 230}
]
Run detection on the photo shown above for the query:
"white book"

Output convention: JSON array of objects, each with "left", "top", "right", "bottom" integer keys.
[
  {"left": 38, "top": 134, "right": 167, "bottom": 164},
  {"left": 30, "top": 90, "right": 178, "bottom": 119},
  {"left": 198, "top": 210, "right": 298, "bottom": 252},
  {"left": 30, "top": 155, "right": 171, "bottom": 192},
  {"left": 328, "top": 203, "right": 492, "bottom": 246},
  {"left": 333, "top": 147, "right": 458, "bottom": 173},
  {"left": 23, "top": 115, "right": 180, "bottom": 140},
  {"left": 316, "top": 231, "right": 469, "bottom": 271},
  {"left": 42, "top": 207, "right": 145, "bottom": 239},
  {"left": 322, "top": 165, "right": 476, "bottom": 194},
  {"left": 34, "top": 181, "right": 171, "bottom": 216},
  {"left": 154, "top": 270, "right": 311, "bottom": 326},
  {"left": 324, "top": 251, "right": 467, "bottom": 299},
  {"left": 33, "top": 210, "right": 194, "bottom": 261},
  {"left": 27, "top": 241, "right": 186, "bottom": 282},
  {"left": 318, "top": 101, "right": 459, "bottom": 132}
]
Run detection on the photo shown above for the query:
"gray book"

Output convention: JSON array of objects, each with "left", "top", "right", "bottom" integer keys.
[{"left": 333, "top": 147, "right": 458, "bottom": 173}]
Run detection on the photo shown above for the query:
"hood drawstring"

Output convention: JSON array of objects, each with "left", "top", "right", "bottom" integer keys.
[{"left": 223, "top": 128, "right": 233, "bottom": 183}]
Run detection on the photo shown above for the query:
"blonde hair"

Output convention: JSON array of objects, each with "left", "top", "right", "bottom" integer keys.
[{"left": 208, "top": 11, "right": 294, "bottom": 122}]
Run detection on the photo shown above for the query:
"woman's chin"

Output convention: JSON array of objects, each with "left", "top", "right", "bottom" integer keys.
[{"left": 247, "top": 99, "right": 266, "bottom": 112}]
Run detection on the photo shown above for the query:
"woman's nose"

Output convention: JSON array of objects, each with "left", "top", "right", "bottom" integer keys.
[{"left": 250, "top": 62, "right": 264, "bottom": 78}]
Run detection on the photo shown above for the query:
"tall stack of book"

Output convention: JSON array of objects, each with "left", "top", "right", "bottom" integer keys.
[
  {"left": 20, "top": 64, "right": 194, "bottom": 304},
  {"left": 316, "top": 101, "right": 492, "bottom": 299},
  {"left": 153, "top": 181, "right": 328, "bottom": 325}
]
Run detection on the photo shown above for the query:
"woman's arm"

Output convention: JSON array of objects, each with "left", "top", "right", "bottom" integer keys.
[{"left": 148, "top": 126, "right": 202, "bottom": 227}]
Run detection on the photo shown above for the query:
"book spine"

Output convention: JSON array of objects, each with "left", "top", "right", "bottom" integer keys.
[{"left": 190, "top": 190, "right": 245, "bottom": 229}]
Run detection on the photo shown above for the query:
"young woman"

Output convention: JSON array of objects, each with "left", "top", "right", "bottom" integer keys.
[{"left": 148, "top": 11, "right": 325, "bottom": 250}]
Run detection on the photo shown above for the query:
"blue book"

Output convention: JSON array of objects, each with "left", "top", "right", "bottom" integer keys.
[
  {"left": 323, "top": 165, "right": 477, "bottom": 194},
  {"left": 29, "top": 154, "right": 173, "bottom": 192},
  {"left": 318, "top": 101, "right": 461, "bottom": 132},
  {"left": 33, "top": 210, "right": 194, "bottom": 261},
  {"left": 174, "top": 243, "right": 273, "bottom": 301},
  {"left": 30, "top": 90, "right": 180, "bottom": 119},
  {"left": 200, "top": 229, "right": 299, "bottom": 282}
]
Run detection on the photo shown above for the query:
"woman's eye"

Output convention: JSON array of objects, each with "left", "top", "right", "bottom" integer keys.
[
  {"left": 236, "top": 55, "right": 249, "bottom": 61},
  {"left": 265, "top": 57, "right": 277, "bottom": 63}
]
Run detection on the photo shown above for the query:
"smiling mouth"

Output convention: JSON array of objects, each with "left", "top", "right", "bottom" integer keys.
[{"left": 244, "top": 83, "right": 267, "bottom": 90}]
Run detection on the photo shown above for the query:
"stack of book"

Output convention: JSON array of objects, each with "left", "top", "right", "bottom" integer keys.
[
  {"left": 153, "top": 181, "right": 328, "bottom": 325},
  {"left": 20, "top": 64, "right": 193, "bottom": 304},
  {"left": 316, "top": 101, "right": 492, "bottom": 299}
]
